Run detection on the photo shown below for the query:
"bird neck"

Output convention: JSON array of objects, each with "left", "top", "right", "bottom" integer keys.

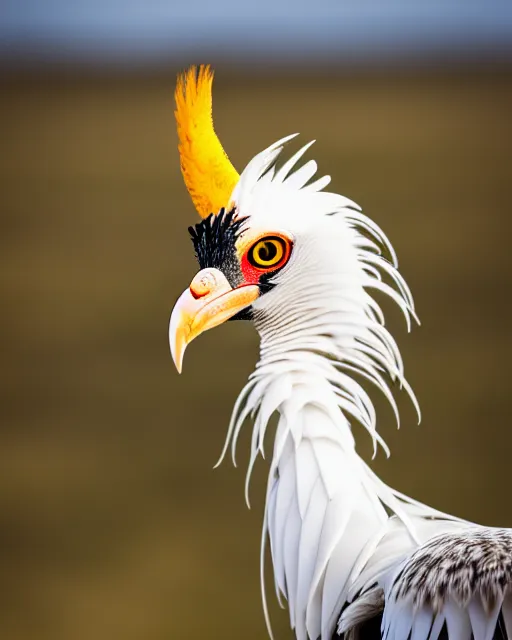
[
  {"left": 217, "top": 298, "right": 419, "bottom": 509},
  {"left": 216, "top": 321, "right": 460, "bottom": 639}
]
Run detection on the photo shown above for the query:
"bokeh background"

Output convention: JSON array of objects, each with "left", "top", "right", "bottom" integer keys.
[{"left": 1, "top": 2, "right": 512, "bottom": 639}]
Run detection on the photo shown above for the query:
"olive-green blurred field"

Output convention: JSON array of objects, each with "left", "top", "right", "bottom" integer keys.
[{"left": 1, "top": 66, "right": 511, "bottom": 640}]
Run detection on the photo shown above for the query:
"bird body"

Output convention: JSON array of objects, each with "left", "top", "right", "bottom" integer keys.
[{"left": 169, "top": 66, "right": 512, "bottom": 639}]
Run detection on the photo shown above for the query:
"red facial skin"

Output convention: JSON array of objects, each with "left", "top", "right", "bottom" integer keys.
[{"left": 240, "top": 253, "right": 266, "bottom": 284}]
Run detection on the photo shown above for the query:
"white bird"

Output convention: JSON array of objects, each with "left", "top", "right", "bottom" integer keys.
[{"left": 168, "top": 66, "right": 512, "bottom": 640}]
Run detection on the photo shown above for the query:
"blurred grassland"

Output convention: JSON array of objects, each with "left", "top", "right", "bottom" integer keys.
[{"left": 0, "top": 66, "right": 512, "bottom": 640}]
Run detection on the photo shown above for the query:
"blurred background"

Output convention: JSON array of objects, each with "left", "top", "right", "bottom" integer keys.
[{"left": 1, "top": 1, "right": 512, "bottom": 639}]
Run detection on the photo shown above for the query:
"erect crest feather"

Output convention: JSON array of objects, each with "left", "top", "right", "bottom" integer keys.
[{"left": 175, "top": 65, "right": 239, "bottom": 218}]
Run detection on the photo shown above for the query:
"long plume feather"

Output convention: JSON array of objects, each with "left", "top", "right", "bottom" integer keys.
[{"left": 175, "top": 65, "right": 239, "bottom": 218}]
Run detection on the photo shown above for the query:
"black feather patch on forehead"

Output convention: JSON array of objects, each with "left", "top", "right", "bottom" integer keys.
[{"left": 188, "top": 207, "right": 248, "bottom": 288}]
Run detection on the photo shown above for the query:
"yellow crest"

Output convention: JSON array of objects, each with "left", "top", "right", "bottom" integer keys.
[{"left": 175, "top": 65, "right": 239, "bottom": 219}]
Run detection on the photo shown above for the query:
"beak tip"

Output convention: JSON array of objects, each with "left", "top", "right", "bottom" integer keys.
[
  {"left": 169, "top": 301, "right": 189, "bottom": 375},
  {"left": 170, "top": 343, "right": 185, "bottom": 375}
]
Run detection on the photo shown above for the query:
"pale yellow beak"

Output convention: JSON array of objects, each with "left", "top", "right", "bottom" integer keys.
[{"left": 169, "top": 268, "right": 259, "bottom": 373}]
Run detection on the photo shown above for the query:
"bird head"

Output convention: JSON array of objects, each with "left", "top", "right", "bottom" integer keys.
[{"left": 169, "top": 66, "right": 416, "bottom": 385}]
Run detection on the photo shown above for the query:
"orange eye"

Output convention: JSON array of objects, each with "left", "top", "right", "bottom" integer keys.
[{"left": 248, "top": 236, "right": 288, "bottom": 269}]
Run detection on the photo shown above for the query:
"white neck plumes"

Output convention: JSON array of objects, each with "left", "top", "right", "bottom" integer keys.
[{"left": 215, "top": 137, "right": 463, "bottom": 640}]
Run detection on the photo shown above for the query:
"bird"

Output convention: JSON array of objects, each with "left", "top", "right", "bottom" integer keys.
[{"left": 168, "top": 65, "right": 512, "bottom": 640}]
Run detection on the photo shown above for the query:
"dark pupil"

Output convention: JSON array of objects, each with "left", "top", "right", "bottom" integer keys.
[{"left": 258, "top": 241, "right": 277, "bottom": 262}]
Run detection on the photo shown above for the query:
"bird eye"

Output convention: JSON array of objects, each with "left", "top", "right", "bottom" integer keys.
[{"left": 248, "top": 236, "right": 288, "bottom": 270}]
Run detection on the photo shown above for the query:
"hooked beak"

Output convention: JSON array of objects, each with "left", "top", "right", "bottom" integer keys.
[{"left": 169, "top": 268, "right": 259, "bottom": 373}]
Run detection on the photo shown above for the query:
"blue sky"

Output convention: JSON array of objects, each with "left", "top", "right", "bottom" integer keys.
[{"left": 2, "top": 0, "right": 512, "bottom": 63}]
